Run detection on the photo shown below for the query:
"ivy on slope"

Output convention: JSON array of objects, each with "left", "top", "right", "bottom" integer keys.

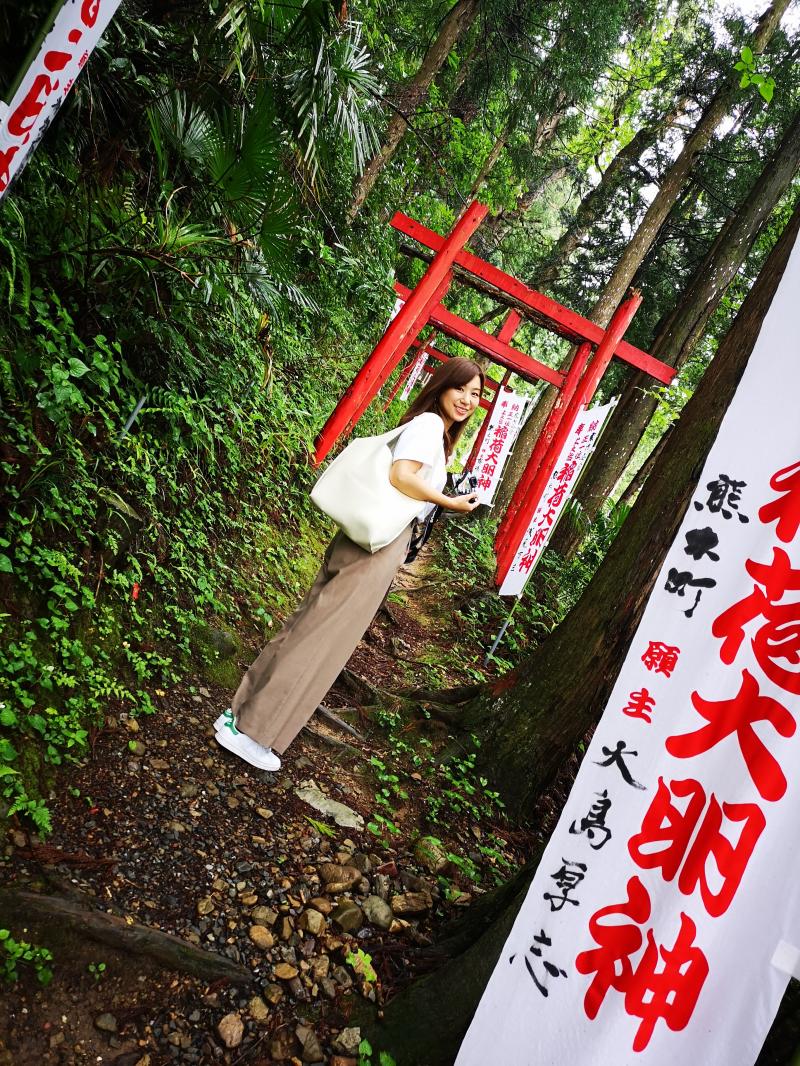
[{"left": 0, "top": 264, "right": 384, "bottom": 833}]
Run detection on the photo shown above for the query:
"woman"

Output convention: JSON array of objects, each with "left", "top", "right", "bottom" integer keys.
[{"left": 213, "top": 357, "right": 484, "bottom": 771}]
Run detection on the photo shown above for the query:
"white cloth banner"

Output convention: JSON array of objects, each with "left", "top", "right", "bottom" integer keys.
[
  {"left": 0, "top": 0, "right": 124, "bottom": 198},
  {"left": 473, "top": 388, "right": 527, "bottom": 506},
  {"left": 400, "top": 343, "right": 429, "bottom": 401},
  {"left": 457, "top": 234, "right": 800, "bottom": 1066},
  {"left": 498, "top": 400, "right": 616, "bottom": 597}
]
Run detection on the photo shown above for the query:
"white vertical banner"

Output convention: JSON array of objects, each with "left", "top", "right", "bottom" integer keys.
[
  {"left": 0, "top": 0, "right": 125, "bottom": 197},
  {"left": 498, "top": 399, "right": 616, "bottom": 597},
  {"left": 400, "top": 343, "right": 430, "bottom": 401},
  {"left": 457, "top": 236, "right": 800, "bottom": 1066},
  {"left": 472, "top": 387, "right": 528, "bottom": 505}
]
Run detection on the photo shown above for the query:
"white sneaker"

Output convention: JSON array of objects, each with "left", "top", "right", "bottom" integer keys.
[
  {"left": 214, "top": 707, "right": 238, "bottom": 735},
  {"left": 215, "top": 726, "right": 281, "bottom": 771}
]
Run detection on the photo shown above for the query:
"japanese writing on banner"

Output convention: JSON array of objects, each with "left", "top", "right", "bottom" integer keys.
[
  {"left": 472, "top": 387, "right": 527, "bottom": 506},
  {"left": 498, "top": 399, "right": 616, "bottom": 597},
  {"left": 456, "top": 236, "right": 800, "bottom": 1066},
  {"left": 0, "top": 0, "right": 124, "bottom": 198}
]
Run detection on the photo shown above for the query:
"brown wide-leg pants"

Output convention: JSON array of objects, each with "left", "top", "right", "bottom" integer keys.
[{"left": 232, "top": 523, "right": 414, "bottom": 754}]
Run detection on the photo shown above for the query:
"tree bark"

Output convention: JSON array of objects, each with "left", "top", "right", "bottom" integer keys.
[
  {"left": 550, "top": 105, "right": 800, "bottom": 557},
  {"left": 535, "top": 95, "right": 692, "bottom": 291},
  {"left": 346, "top": 0, "right": 480, "bottom": 223},
  {"left": 362, "top": 195, "right": 800, "bottom": 1066}
]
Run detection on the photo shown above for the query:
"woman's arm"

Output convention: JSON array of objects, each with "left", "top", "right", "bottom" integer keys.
[{"left": 390, "top": 459, "right": 479, "bottom": 513}]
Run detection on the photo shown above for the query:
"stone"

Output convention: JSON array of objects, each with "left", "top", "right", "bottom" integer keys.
[
  {"left": 150, "top": 758, "right": 169, "bottom": 771},
  {"left": 278, "top": 916, "right": 294, "bottom": 939},
  {"left": 128, "top": 740, "right": 146, "bottom": 756},
  {"left": 297, "top": 909, "right": 326, "bottom": 936},
  {"left": 331, "top": 900, "right": 364, "bottom": 933},
  {"left": 391, "top": 890, "right": 432, "bottom": 915},
  {"left": 295, "top": 785, "right": 364, "bottom": 830},
  {"left": 249, "top": 924, "right": 274, "bottom": 950},
  {"left": 251, "top": 905, "right": 278, "bottom": 925},
  {"left": 263, "top": 982, "right": 284, "bottom": 1005},
  {"left": 331, "top": 1058, "right": 358, "bottom": 1066},
  {"left": 309, "top": 896, "right": 333, "bottom": 915},
  {"left": 350, "top": 851, "right": 372, "bottom": 874},
  {"left": 332, "top": 1027, "right": 362, "bottom": 1056},
  {"left": 320, "top": 977, "right": 338, "bottom": 998},
  {"left": 310, "top": 955, "right": 330, "bottom": 980},
  {"left": 217, "top": 1012, "right": 244, "bottom": 1049},
  {"left": 273, "top": 962, "right": 299, "bottom": 980},
  {"left": 256, "top": 807, "right": 273, "bottom": 819},
  {"left": 318, "top": 863, "right": 362, "bottom": 893},
  {"left": 180, "top": 782, "right": 199, "bottom": 799},
  {"left": 94, "top": 1013, "right": 117, "bottom": 1033},
  {"left": 248, "top": 995, "right": 269, "bottom": 1022},
  {"left": 270, "top": 1029, "right": 298, "bottom": 1060},
  {"left": 197, "top": 897, "right": 215, "bottom": 916},
  {"left": 301, "top": 1029, "right": 324, "bottom": 1063},
  {"left": 362, "top": 894, "right": 393, "bottom": 930},
  {"left": 373, "top": 873, "right": 390, "bottom": 901},
  {"left": 414, "top": 835, "right": 449, "bottom": 874}
]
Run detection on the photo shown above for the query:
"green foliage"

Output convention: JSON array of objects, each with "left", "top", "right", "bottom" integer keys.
[
  {"left": 88, "top": 960, "right": 107, "bottom": 982},
  {"left": 0, "top": 929, "right": 53, "bottom": 986},
  {"left": 735, "top": 45, "right": 776, "bottom": 103},
  {"left": 424, "top": 736, "right": 504, "bottom": 827},
  {"left": 346, "top": 947, "right": 378, "bottom": 983},
  {"left": 358, "top": 1038, "right": 397, "bottom": 1066}
]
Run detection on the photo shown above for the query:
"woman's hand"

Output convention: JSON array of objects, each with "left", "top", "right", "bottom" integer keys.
[{"left": 447, "top": 493, "right": 480, "bottom": 513}]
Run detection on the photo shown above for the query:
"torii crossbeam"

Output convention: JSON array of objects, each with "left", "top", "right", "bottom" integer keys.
[{"left": 313, "top": 202, "right": 675, "bottom": 588}]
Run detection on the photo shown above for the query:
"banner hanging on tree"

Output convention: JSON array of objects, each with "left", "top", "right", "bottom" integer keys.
[
  {"left": 472, "top": 387, "right": 528, "bottom": 505},
  {"left": 457, "top": 235, "right": 800, "bottom": 1065},
  {"left": 0, "top": 0, "right": 125, "bottom": 198},
  {"left": 498, "top": 399, "right": 616, "bottom": 597}
]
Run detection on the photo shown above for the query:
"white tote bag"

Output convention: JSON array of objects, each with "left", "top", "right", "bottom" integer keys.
[{"left": 310, "top": 420, "right": 430, "bottom": 552}]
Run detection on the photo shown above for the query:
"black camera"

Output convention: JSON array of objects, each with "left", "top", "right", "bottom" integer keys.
[{"left": 451, "top": 471, "right": 478, "bottom": 496}]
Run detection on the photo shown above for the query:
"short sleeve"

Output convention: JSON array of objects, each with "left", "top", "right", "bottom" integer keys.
[{"left": 392, "top": 413, "right": 445, "bottom": 466}]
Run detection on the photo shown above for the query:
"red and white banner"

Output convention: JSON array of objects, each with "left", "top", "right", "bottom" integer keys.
[
  {"left": 0, "top": 0, "right": 124, "bottom": 198},
  {"left": 498, "top": 399, "right": 616, "bottom": 596},
  {"left": 400, "top": 343, "right": 430, "bottom": 401},
  {"left": 457, "top": 235, "right": 800, "bottom": 1065},
  {"left": 473, "top": 387, "right": 527, "bottom": 506}
]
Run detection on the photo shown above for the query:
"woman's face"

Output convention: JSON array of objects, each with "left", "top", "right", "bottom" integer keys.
[{"left": 440, "top": 374, "right": 483, "bottom": 424}]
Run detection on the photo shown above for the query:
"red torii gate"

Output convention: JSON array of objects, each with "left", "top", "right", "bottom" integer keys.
[{"left": 313, "top": 201, "right": 675, "bottom": 589}]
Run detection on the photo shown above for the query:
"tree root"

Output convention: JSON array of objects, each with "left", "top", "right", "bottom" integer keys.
[{"left": 0, "top": 886, "right": 253, "bottom": 984}]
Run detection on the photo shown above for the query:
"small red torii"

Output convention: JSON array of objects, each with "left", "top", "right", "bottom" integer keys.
[{"left": 312, "top": 201, "right": 675, "bottom": 589}]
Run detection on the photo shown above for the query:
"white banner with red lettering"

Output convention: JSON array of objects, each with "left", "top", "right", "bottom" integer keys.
[
  {"left": 473, "top": 387, "right": 527, "bottom": 505},
  {"left": 0, "top": 0, "right": 124, "bottom": 197},
  {"left": 457, "top": 235, "right": 800, "bottom": 1065},
  {"left": 400, "top": 343, "right": 430, "bottom": 401},
  {"left": 498, "top": 399, "right": 616, "bottom": 596}
]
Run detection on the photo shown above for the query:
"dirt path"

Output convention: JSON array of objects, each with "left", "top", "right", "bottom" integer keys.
[{"left": 0, "top": 549, "right": 540, "bottom": 1065}]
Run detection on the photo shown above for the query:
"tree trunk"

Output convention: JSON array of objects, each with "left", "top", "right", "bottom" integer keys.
[
  {"left": 346, "top": 0, "right": 480, "bottom": 223},
  {"left": 549, "top": 105, "right": 800, "bottom": 558},
  {"left": 469, "top": 89, "right": 570, "bottom": 199},
  {"left": 478, "top": 164, "right": 570, "bottom": 251},
  {"left": 364, "top": 198, "right": 800, "bottom": 1065},
  {"left": 586, "top": 0, "right": 789, "bottom": 326},
  {"left": 535, "top": 94, "right": 692, "bottom": 291}
]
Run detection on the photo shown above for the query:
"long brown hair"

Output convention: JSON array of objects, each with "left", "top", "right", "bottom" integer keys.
[{"left": 399, "top": 356, "right": 485, "bottom": 457}]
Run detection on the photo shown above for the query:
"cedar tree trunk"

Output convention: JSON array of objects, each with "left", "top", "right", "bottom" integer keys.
[{"left": 346, "top": 0, "right": 480, "bottom": 223}]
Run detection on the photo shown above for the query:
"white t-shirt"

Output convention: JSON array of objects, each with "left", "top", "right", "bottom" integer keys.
[{"left": 392, "top": 412, "right": 448, "bottom": 520}]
